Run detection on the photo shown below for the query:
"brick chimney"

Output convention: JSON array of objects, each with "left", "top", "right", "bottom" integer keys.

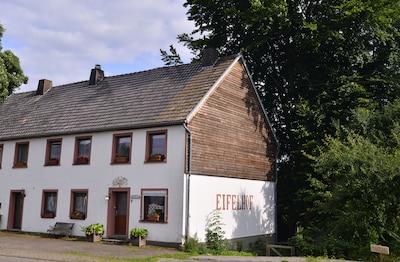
[
  {"left": 201, "top": 47, "right": 219, "bottom": 67},
  {"left": 36, "top": 79, "right": 52, "bottom": 95},
  {"left": 89, "top": 64, "right": 104, "bottom": 85}
]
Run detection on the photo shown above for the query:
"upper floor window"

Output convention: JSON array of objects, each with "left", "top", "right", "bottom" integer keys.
[
  {"left": 45, "top": 139, "right": 62, "bottom": 166},
  {"left": 146, "top": 130, "right": 167, "bottom": 162},
  {"left": 70, "top": 190, "right": 88, "bottom": 220},
  {"left": 14, "top": 141, "right": 29, "bottom": 168},
  {"left": 0, "top": 144, "right": 3, "bottom": 169},
  {"left": 112, "top": 133, "right": 132, "bottom": 164},
  {"left": 74, "top": 136, "right": 91, "bottom": 165},
  {"left": 41, "top": 190, "right": 57, "bottom": 218},
  {"left": 141, "top": 188, "right": 168, "bottom": 222}
]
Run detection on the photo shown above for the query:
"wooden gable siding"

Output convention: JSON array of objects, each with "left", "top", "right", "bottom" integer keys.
[{"left": 188, "top": 59, "right": 277, "bottom": 181}]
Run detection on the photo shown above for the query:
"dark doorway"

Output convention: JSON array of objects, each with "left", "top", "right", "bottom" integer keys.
[{"left": 8, "top": 190, "right": 25, "bottom": 230}]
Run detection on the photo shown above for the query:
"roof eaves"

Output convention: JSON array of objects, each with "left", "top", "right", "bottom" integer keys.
[{"left": 0, "top": 120, "right": 185, "bottom": 142}]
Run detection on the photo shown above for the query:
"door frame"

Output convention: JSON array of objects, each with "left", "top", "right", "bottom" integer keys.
[
  {"left": 106, "top": 187, "right": 130, "bottom": 237},
  {"left": 7, "top": 189, "right": 26, "bottom": 230}
]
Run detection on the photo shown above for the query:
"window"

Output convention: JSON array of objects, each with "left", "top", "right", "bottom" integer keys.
[
  {"left": 112, "top": 133, "right": 132, "bottom": 164},
  {"left": 45, "top": 139, "right": 62, "bottom": 166},
  {"left": 0, "top": 144, "right": 3, "bottom": 169},
  {"left": 74, "top": 136, "right": 91, "bottom": 165},
  {"left": 14, "top": 142, "right": 29, "bottom": 168},
  {"left": 141, "top": 189, "right": 168, "bottom": 222},
  {"left": 146, "top": 130, "right": 167, "bottom": 162},
  {"left": 41, "top": 190, "right": 57, "bottom": 218},
  {"left": 70, "top": 190, "right": 88, "bottom": 219}
]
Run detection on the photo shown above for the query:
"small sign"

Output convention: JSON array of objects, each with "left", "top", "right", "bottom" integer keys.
[{"left": 370, "top": 244, "right": 390, "bottom": 255}]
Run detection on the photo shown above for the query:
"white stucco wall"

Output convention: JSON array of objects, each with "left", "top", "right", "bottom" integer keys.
[
  {"left": 188, "top": 174, "right": 276, "bottom": 242},
  {"left": 0, "top": 125, "right": 187, "bottom": 244}
]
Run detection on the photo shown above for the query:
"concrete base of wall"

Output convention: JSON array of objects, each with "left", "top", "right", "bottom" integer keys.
[{"left": 228, "top": 233, "right": 275, "bottom": 251}]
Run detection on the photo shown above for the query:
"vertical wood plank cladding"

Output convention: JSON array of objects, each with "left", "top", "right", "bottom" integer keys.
[{"left": 188, "top": 60, "right": 277, "bottom": 181}]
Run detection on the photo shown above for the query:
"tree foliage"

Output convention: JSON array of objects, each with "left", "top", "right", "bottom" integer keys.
[
  {"left": 177, "top": 0, "right": 400, "bottom": 244},
  {"left": 160, "top": 44, "right": 183, "bottom": 66},
  {"left": 294, "top": 101, "right": 400, "bottom": 259},
  {"left": 0, "top": 23, "right": 28, "bottom": 102}
]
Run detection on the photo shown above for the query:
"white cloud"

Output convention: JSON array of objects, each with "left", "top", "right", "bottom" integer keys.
[{"left": 0, "top": 0, "right": 195, "bottom": 92}]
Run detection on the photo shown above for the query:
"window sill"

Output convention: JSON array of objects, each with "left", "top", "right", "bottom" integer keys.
[
  {"left": 45, "top": 159, "right": 60, "bottom": 166},
  {"left": 145, "top": 160, "right": 167, "bottom": 164},
  {"left": 42, "top": 214, "right": 55, "bottom": 218},
  {"left": 13, "top": 162, "right": 27, "bottom": 168},
  {"left": 112, "top": 157, "right": 130, "bottom": 164},
  {"left": 70, "top": 215, "right": 86, "bottom": 220},
  {"left": 140, "top": 220, "right": 168, "bottom": 224}
]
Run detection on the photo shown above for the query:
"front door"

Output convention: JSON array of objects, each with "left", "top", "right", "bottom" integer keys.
[
  {"left": 114, "top": 192, "right": 127, "bottom": 234},
  {"left": 8, "top": 190, "right": 25, "bottom": 230},
  {"left": 107, "top": 188, "right": 129, "bottom": 238}
]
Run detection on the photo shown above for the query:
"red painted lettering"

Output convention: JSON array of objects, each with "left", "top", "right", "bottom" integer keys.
[{"left": 216, "top": 194, "right": 221, "bottom": 210}]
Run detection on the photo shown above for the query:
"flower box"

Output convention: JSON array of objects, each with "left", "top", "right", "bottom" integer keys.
[
  {"left": 115, "top": 157, "right": 129, "bottom": 163},
  {"left": 47, "top": 159, "right": 59, "bottom": 165},
  {"left": 131, "top": 236, "right": 147, "bottom": 246},
  {"left": 43, "top": 213, "right": 55, "bottom": 218},
  {"left": 149, "top": 154, "right": 164, "bottom": 161},
  {"left": 76, "top": 157, "right": 89, "bottom": 164},
  {"left": 70, "top": 213, "right": 85, "bottom": 220},
  {"left": 14, "top": 162, "right": 27, "bottom": 168},
  {"left": 147, "top": 215, "right": 160, "bottom": 221},
  {"left": 86, "top": 234, "right": 102, "bottom": 242}
]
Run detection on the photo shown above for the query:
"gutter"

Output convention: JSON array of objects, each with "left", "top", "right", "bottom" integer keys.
[
  {"left": 0, "top": 120, "right": 185, "bottom": 142},
  {"left": 183, "top": 120, "right": 192, "bottom": 241}
]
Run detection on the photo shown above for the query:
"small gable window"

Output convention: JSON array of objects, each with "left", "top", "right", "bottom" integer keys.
[
  {"left": 74, "top": 136, "right": 91, "bottom": 165},
  {"left": 112, "top": 133, "right": 132, "bottom": 164},
  {"left": 45, "top": 139, "right": 62, "bottom": 166},
  {"left": 146, "top": 130, "right": 167, "bottom": 162},
  {"left": 14, "top": 141, "right": 29, "bottom": 168}
]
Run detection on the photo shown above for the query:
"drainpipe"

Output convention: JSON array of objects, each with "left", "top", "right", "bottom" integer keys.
[
  {"left": 274, "top": 142, "right": 280, "bottom": 244},
  {"left": 183, "top": 121, "right": 192, "bottom": 241}
]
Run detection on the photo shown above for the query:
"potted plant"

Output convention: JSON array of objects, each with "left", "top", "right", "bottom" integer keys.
[
  {"left": 149, "top": 153, "right": 164, "bottom": 161},
  {"left": 147, "top": 212, "right": 160, "bottom": 221},
  {"left": 130, "top": 227, "right": 148, "bottom": 246},
  {"left": 115, "top": 154, "right": 129, "bottom": 163},
  {"left": 76, "top": 155, "right": 89, "bottom": 164},
  {"left": 48, "top": 156, "right": 59, "bottom": 165},
  {"left": 42, "top": 210, "right": 55, "bottom": 218},
  {"left": 70, "top": 210, "right": 85, "bottom": 219},
  {"left": 81, "top": 223, "right": 104, "bottom": 242}
]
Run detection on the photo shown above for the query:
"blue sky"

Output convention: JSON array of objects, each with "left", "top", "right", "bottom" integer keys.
[{"left": 0, "top": 0, "right": 195, "bottom": 92}]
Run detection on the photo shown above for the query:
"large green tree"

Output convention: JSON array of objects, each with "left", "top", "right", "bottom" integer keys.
[
  {"left": 294, "top": 101, "right": 400, "bottom": 259},
  {"left": 178, "top": 0, "right": 400, "bottom": 241},
  {"left": 0, "top": 23, "right": 28, "bottom": 102}
]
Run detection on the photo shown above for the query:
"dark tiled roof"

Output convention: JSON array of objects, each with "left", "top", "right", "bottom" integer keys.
[{"left": 0, "top": 55, "right": 237, "bottom": 140}]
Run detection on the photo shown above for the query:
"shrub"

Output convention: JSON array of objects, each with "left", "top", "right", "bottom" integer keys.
[
  {"left": 130, "top": 228, "right": 148, "bottom": 238},
  {"left": 205, "top": 210, "right": 226, "bottom": 253}
]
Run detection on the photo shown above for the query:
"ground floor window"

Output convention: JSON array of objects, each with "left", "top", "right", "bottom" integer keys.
[
  {"left": 70, "top": 190, "right": 88, "bottom": 219},
  {"left": 41, "top": 190, "right": 57, "bottom": 218},
  {"left": 141, "top": 189, "right": 168, "bottom": 222}
]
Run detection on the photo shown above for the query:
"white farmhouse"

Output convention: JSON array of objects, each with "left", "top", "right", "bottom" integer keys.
[{"left": 0, "top": 50, "right": 278, "bottom": 248}]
